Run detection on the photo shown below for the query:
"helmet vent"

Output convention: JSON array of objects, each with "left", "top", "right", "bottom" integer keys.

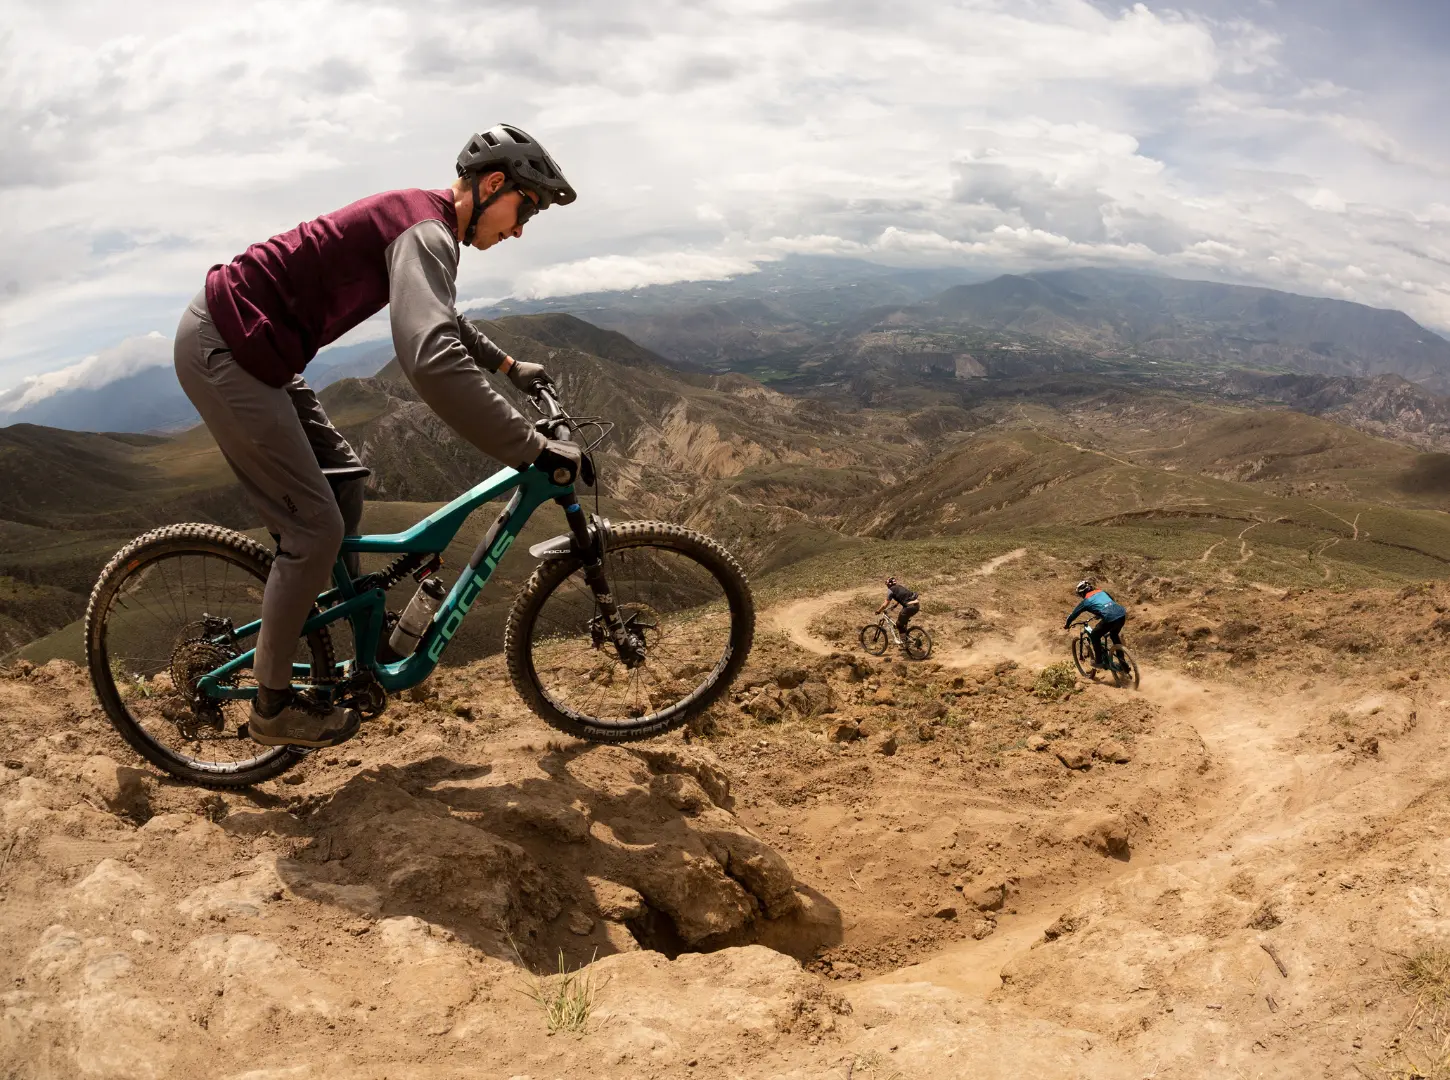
[{"left": 481, "top": 132, "right": 499, "bottom": 146}]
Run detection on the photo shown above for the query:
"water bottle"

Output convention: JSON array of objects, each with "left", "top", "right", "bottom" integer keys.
[{"left": 389, "top": 576, "right": 449, "bottom": 656}]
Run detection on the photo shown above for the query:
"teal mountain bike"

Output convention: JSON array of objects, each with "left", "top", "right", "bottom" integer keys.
[{"left": 85, "top": 386, "right": 755, "bottom": 788}]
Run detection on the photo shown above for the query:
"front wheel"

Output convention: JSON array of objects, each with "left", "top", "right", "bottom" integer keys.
[
  {"left": 84, "top": 523, "right": 334, "bottom": 788},
  {"left": 504, "top": 521, "right": 754, "bottom": 742},
  {"left": 859, "top": 623, "right": 889, "bottom": 656},
  {"left": 1071, "top": 632, "right": 1100, "bottom": 681},
  {"left": 904, "top": 626, "right": 933, "bottom": 660}
]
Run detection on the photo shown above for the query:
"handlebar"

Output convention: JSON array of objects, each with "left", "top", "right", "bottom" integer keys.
[{"left": 531, "top": 383, "right": 573, "bottom": 443}]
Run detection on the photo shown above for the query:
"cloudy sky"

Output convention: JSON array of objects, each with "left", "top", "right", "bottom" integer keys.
[{"left": 3, "top": 0, "right": 1449, "bottom": 401}]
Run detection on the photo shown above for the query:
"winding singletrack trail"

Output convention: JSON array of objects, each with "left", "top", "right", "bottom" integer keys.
[
  {"left": 766, "top": 548, "right": 1028, "bottom": 656},
  {"left": 761, "top": 542, "right": 1438, "bottom": 1067}
]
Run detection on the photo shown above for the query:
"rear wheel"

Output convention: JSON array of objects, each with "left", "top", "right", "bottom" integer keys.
[
  {"left": 505, "top": 521, "right": 753, "bottom": 742},
  {"left": 859, "top": 623, "right": 889, "bottom": 656},
  {"left": 1071, "top": 632, "right": 1100, "bottom": 681},
  {"left": 85, "top": 524, "right": 333, "bottom": 788},
  {"left": 1111, "top": 646, "right": 1140, "bottom": 690},
  {"left": 904, "top": 626, "right": 932, "bottom": 660}
]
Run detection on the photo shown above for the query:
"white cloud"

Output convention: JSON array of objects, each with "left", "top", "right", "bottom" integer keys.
[
  {"left": 3, "top": 0, "right": 1450, "bottom": 392},
  {"left": 513, "top": 252, "right": 761, "bottom": 299},
  {"left": 0, "top": 332, "right": 171, "bottom": 413}
]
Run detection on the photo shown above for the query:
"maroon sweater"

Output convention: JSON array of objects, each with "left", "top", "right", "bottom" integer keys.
[{"left": 205, "top": 189, "right": 457, "bottom": 387}]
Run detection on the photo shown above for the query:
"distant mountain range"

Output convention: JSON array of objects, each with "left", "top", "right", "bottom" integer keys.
[
  {"left": 0, "top": 337, "right": 395, "bottom": 435},
  {"left": 922, "top": 269, "right": 1450, "bottom": 387},
  {"left": 9, "top": 262, "right": 1450, "bottom": 434}
]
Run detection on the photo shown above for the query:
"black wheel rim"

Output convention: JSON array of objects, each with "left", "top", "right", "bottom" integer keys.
[
  {"left": 96, "top": 549, "right": 308, "bottom": 773},
  {"left": 524, "top": 543, "right": 737, "bottom": 728}
]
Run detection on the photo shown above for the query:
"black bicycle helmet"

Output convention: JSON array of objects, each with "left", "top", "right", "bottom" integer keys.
[
  {"left": 886, "top": 576, "right": 897, "bottom": 586},
  {"left": 456, "top": 124, "right": 576, "bottom": 209}
]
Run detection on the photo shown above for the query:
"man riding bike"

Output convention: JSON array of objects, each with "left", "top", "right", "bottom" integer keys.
[
  {"left": 1064, "top": 579, "right": 1128, "bottom": 667},
  {"left": 173, "top": 123, "right": 581, "bottom": 749},
  {"left": 876, "top": 577, "right": 920, "bottom": 643}
]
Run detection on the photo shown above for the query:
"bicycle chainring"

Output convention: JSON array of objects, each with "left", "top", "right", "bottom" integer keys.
[{"left": 336, "top": 669, "right": 388, "bottom": 719}]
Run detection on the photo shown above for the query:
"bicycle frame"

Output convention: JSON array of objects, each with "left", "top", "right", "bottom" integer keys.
[
  {"left": 879, "top": 614, "right": 902, "bottom": 646},
  {"left": 195, "top": 464, "right": 574, "bottom": 702},
  {"left": 1071, "top": 619, "right": 1120, "bottom": 669}
]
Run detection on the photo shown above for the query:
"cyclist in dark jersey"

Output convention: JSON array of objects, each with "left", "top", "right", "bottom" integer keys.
[
  {"left": 876, "top": 577, "right": 920, "bottom": 640},
  {"left": 174, "top": 124, "right": 580, "bottom": 749},
  {"left": 1064, "top": 579, "right": 1128, "bottom": 666}
]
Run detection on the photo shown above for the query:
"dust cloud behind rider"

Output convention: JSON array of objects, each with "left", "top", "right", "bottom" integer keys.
[
  {"left": 174, "top": 124, "right": 582, "bottom": 749},
  {"left": 876, "top": 577, "right": 920, "bottom": 639}
]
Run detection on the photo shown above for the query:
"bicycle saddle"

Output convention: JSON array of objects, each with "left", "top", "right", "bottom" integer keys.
[{"left": 321, "top": 465, "right": 371, "bottom": 484}]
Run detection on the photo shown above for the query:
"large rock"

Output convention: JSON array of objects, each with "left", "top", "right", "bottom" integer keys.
[
  {"left": 288, "top": 746, "right": 805, "bottom": 958},
  {"left": 1060, "top": 812, "right": 1132, "bottom": 860},
  {"left": 786, "top": 680, "right": 838, "bottom": 717},
  {"left": 177, "top": 856, "right": 291, "bottom": 921},
  {"left": 295, "top": 774, "right": 563, "bottom": 948},
  {"left": 77, "top": 755, "right": 153, "bottom": 822}
]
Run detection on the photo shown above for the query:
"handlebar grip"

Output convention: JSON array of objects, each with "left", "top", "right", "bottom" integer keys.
[{"left": 531, "top": 386, "right": 573, "bottom": 442}]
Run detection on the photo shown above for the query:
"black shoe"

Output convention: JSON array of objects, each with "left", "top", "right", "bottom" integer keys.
[{"left": 248, "top": 686, "right": 360, "bottom": 748}]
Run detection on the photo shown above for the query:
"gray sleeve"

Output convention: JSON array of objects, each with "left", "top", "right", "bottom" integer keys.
[
  {"left": 457, "top": 315, "right": 511, "bottom": 372},
  {"left": 385, "top": 220, "right": 547, "bottom": 469}
]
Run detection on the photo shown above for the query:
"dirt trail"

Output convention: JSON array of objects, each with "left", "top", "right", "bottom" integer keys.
[
  {"left": 759, "top": 547, "right": 1411, "bottom": 1055},
  {"left": 767, "top": 548, "right": 1027, "bottom": 657},
  {"left": 8, "top": 547, "right": 1446, "bottom": 1078}
]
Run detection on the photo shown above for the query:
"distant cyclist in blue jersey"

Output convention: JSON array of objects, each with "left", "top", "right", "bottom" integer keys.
[
  {"left": 1064, "top": 579, "right": 1128, "bottom": 667},
  {"left": 876, "top": 576, "right": 920, "bottom": 644}
]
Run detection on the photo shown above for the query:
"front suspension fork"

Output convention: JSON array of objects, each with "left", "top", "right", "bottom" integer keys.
[{"left": 558, "top": 497, "right": 645, "bottom": 666}]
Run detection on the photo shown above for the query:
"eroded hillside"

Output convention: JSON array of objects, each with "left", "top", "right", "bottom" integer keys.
[{"left": 7, "top": 540, "right": 1450, "bottom": 1078}]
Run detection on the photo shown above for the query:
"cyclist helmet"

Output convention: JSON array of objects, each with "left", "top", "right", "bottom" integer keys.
[
  {"left": 456, "top": 124, "right": 576, "bottom": 245},
  {"left": 1075, "top": 579, "right": 1094, "bottom": 597},
  {"left": 886, "top": 576, "right": 897, "bottom": 586}
]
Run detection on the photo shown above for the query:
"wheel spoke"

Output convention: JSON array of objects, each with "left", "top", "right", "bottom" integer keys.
[
  {"left": 92, "top": 532, "right": 329, "bottom": 781},
  {"left": 517, "top": 530, "right": 749, "bottom": 734}
]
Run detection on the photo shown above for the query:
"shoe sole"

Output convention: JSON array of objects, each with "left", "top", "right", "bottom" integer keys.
[{"left": 245, "top": 712, "right": 362, "bottom": 749}]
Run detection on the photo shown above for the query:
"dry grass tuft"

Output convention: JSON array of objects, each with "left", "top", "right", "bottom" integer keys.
[
  {"left": 1402, "top": 949, "right": 1450, "bottom": 1006},
  {"left": 519, "top": 949, "right": 609, "bottom": 1035},
  {"left": 1377, "top": 947, "right": 1450, "bottom": 1079}
]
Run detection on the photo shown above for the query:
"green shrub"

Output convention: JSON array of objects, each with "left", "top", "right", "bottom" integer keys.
[{"left": 1033, "top": 661, "right": 1077, "bottom": 700}]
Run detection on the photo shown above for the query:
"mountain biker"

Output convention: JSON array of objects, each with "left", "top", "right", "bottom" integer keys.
[
  {"left": 1064, "top": 579, "right": 1128, "bottom": 667},
  {"left": 173, "top": 123, "right": 582, "bottom": 749},
  {"left": 876, "top": 577, "right": 920, "bottom": 643}
]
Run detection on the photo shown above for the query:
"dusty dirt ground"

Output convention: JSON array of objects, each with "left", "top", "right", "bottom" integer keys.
[{"left": 5, "top": 549, "right": 1450, "bottom": 1078}]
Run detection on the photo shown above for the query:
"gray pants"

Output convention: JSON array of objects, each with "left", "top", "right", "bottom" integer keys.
[{"left": 174, "top": 291, "right": 364, "bottom": 689}]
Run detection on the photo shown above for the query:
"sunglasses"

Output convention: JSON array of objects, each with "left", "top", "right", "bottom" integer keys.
[{"left": 513, "top": 189, "right": 541, "bottom": 229}]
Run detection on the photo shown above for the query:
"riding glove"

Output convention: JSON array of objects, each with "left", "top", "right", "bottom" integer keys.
[{"left": 507, "top": 359, "right": 551, "bottom": 394}]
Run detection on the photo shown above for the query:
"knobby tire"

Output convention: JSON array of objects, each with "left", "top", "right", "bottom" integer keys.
[
  {"left": 504, "top": 520, "right": 754, "bottom": 742},
  {"left": 904, "top": 626, "right": 933, "bottom": 660},
  {"left": 860, "top": 624, "right": 889, "bottom": 656},
  {"left": 85, "top": 524, "right": 332, "bottom": 788}
]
